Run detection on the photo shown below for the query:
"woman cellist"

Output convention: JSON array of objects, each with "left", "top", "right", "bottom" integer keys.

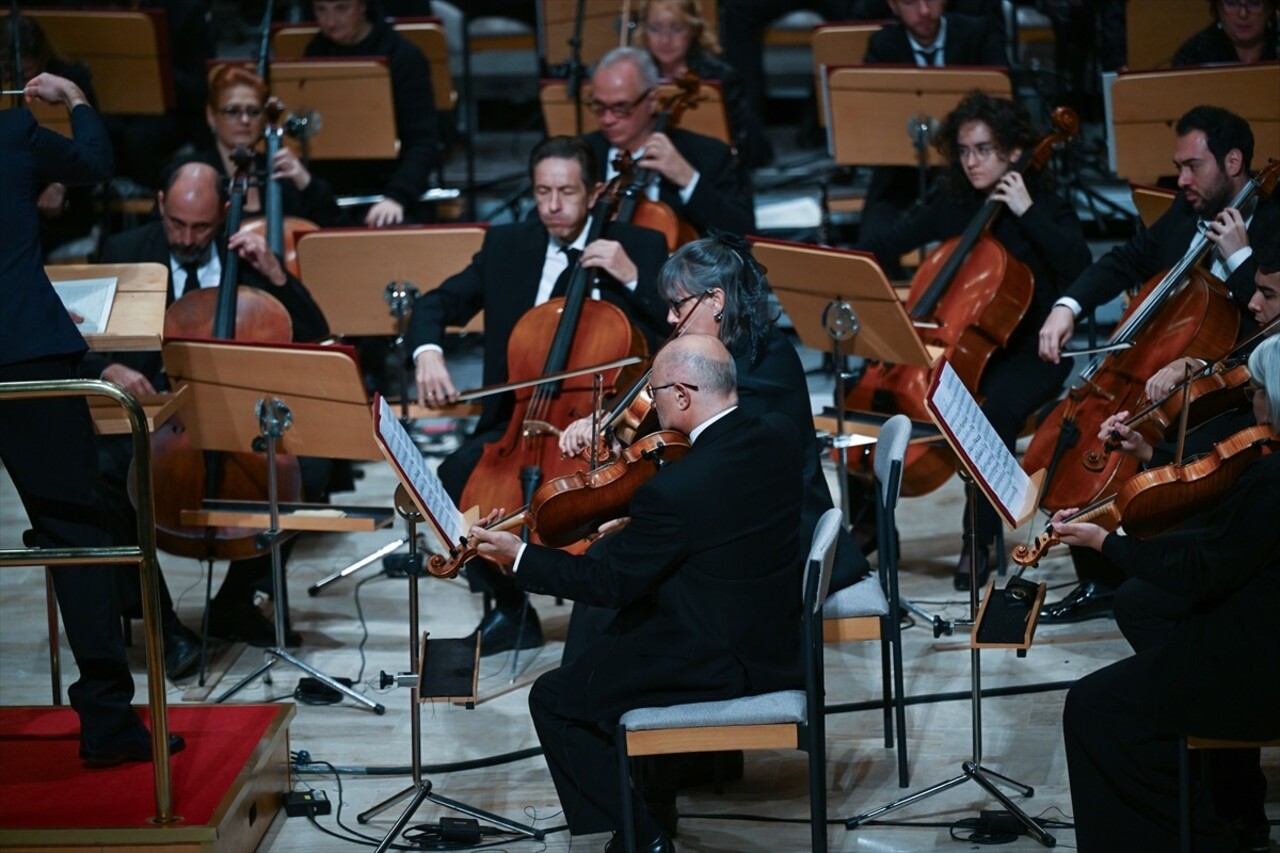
[
  {"left": 1056, "top": 334, "right": 1280, "bottom": 853},
  {"left": 854, "top": 92, "right": 1091, "bottom": 589}
]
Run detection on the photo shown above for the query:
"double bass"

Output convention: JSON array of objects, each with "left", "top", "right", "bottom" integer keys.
[
  {"left": 845, "top": 107, "right": 1079, "bottom": 496},
  {"left": 1023, "top": 159, "right": 1280, "bottom": 512}
]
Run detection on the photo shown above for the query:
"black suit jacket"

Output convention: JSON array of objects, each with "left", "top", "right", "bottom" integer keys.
[
  {"left": 1, "top": 106, "right": 113, "bottom": 367},
  {"left": 584, "top": 128, "right": 755, "bottom": 237},
  {"left": 517, "top": 408, "right": 805, "bottom": 722},
  {"left": 864, "top": 12, "right": 1007, "bottom": 66},
  {"left": 85, "top": 222, "right": 330, "bottom": 385},
  {"left": 407, "top": 218, "right": 670, "bottom": 432},
  {"left": 1065, "top": 192, "right": 1280, "bottom": 322}
]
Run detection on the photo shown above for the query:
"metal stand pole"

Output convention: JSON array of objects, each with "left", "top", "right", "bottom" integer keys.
[
  {"left": 361, "top": 487, "right": 543, "bottom": 850},
  {"left": 844, "top": 471, "right": 1055, "bottom": 847},
  {"left": 821, "top": 300, "right": 860, "bottom": 524},
  {"left": 215, "top": 398, "right": 385, "bottom": 714}
]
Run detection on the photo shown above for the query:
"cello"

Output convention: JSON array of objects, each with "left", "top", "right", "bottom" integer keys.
[
  {"left": 1023, "top": 159, "right": 1280, "bottom": 512},
  {"left": 239, "top": 97, "right": 319, "bottom": 280},
  {"left": 844, "top": 106, "right": 1079, "bottom": 497},
  {"left": 457, "top": 174, "right": 648, "bottom": 546},
  {"left": 144, "top": 148, "right": 303, "bottom": 560}
]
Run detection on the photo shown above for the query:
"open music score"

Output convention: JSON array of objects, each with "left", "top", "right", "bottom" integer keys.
[
  {"left": 925, "top": 361, "right": 1042, "bottom": 531},
  {"left": 371, "top": 394, "right": 469, "bottom": 553}
]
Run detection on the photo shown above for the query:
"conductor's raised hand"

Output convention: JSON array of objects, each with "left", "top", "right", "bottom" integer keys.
[
  {"left": 581, "top": 239, "right": 637, "bottom": 285},
  {"left": 637, "top": 132, "right": 695, "bottom": 188},
  {"left": 415, "top": 349, "right": 458, "bottom": 409},
  {"left": 229, "top": 228, "right": 287, "bottom": 285},
  {"left": 23, "top": 73, "right": 88, "bottom": 110},
  {"left": 1038, "top": 305, "right": 1075, "bottom": 364}
]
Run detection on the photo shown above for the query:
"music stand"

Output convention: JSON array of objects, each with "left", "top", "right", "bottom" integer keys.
[
  {"left": 46, "top": 262, "right": 169, "bottom": 352},
  {"left": 846, "top": 362, "right": 1053, "bottom": 847},
  {"left": 362, "top": 397, "right": 543, "bottom": 850},
  {"left": 163, "top": 339, "right": 389, "bottom": 714},
  {"left": 268, "top": 59, "right": 398, "bottom": 162}
]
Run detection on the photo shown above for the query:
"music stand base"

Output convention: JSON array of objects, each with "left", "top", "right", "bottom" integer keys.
[{"left": 214, "top": 647, "right": 386, "bottom": 714}]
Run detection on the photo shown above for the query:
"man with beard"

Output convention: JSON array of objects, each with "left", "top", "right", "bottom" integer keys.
[
  {"left": 89, "top": 162, "right": 329, "bottom": 661},
  {"left": 1035, "top": 105, "right": 1280, "bottom": 624}
]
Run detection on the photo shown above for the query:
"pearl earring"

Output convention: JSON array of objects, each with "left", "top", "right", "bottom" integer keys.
[{"left": 714, "top": 311, "right": 723, "bottom": 321}]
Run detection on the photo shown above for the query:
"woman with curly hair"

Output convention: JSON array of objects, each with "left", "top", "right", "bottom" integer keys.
[{"left": 854, "top": 92, "right": 1092, "bottom": 589}]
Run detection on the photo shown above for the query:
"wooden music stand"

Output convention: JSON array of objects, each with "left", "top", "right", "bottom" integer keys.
[
  {"left": 1130, "top": 182, "right": 1178, "bottom": 228},
  {"left": 46, "top": 262, "right": 168, "bottom": 352},
  {"left": 268, "top": 59, "right": 398, "bottom": 161},
  {"left": 538, "top": 0, "right": 629, "bottom": 69},
  {"left": 272, "top": 18, "right": 456, "bottom": 111},
  {"left": 162, "top": 338, "right": 388, "bottom": 714},
  {"left": 295, "top": 225, "right": 487, "bottom": 337},
  {"left": 1125, "top": 0, "right": 1212, "bottom": 71},
  {"left": 1110, "top": 64, "right": 1280, "bottom": 184},
  {"left": 24, "top": 9, "right": 172, "bottom": 115},
  {"left": 823, "top": 66, "right": 1011, "bottom": 166},
  {"left": 811, "top": 21, "right": 883, "bottom": 127},
  {"left": 538, "top": 78, "right": 731, "bottom": 145}
]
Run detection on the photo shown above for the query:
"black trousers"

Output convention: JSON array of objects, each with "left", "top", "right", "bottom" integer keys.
[{"left": 0, "top": 355, "right": 139, "bottom": 743}]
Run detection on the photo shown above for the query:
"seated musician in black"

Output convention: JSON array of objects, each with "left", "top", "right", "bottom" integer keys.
[
  {"left": 581, "top": 47, "right": 755, "bottom": 239},
  {"left": 1055, "top": 333, "right": 1280, "bottom": 853},
  {"left": 87, "top": 162, "right": 330, "bottom": 667},
  {"left": 854, "top": 92, "right": 1091, "bottom": 590},
  {"left": 1038, "top": 105, "right": 1280, "bottom": 622},
  {"left": 409, "top": 135, "right": 670, "bottom": 655},
  {"left": 1173, "top": 0, "right": 1278, "bottom": 67},
  {"left": 304, "top": 0, "right": 440, "bottom": 226}
]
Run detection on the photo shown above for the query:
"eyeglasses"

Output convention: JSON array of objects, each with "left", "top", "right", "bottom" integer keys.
[
  {"left": 957, "top": 143, "right": 997, "bottom": 161},
  {"left": 668, "top": 293, "right": 699, "bottom": 314},
  {"left": 586, "top": 88, "right": 654, "bottom": 119},
  {"left": 646, "top": 381, "right": 699, "bottom": 397},
  {"left": 1221, "top": 0, "right": 1264, "bottom": 11},
  {"left": 218, "top": 105, "right": 263, "bottom": 120},
  {"left": 645, "top": 22, "right": 690, "bottom": 38}
]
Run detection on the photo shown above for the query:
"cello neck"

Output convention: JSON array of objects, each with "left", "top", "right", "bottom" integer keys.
[
  {"left": 263, "top": 98, "right": 287, "bottom": 258},
  {"left": 911, "top": 197, "right": 1002, "bottom": 319},
  {"left": 213, "top": 146, "right": 254, "bottom": 340},
  {"left": 539, "top": 198, "right": 615, "bottom": 394}
]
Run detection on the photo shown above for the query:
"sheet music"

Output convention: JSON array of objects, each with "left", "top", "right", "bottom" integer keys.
[
  {"left": 372, "top": 395, "right": 467, "bottom": 547},
  {"left": 928, "top": 361, "right": 1029, "bottom": 525},
  {"left": 51, "top": 277, "right": 117, "bottom": 334}
]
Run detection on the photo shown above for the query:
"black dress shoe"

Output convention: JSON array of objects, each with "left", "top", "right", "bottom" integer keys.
[
  {"left": 954, "top": 540, "right": 992, "bottom": 591},
  {"left": 475, "top": 606, "right": 542, "bottom": 657},
  {"left": 1039, "top": 581, "right": 1115, "bottom": 624},
  {"left": 162, "top": 620, "right": 202, "bottom": 680},
  {"left": 605, "top": 830, "right": 675, "bottom": 853},
  {"left": 208, "top": 600, "right": 302, "bottom": 648},
  {"left": 80, "top": 731, "right": 186, "bottom": 768}
]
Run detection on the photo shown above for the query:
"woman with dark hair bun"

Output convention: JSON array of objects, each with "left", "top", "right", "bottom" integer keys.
[{"left": 854, "top": 91, "right": 1092, "bottom": 590}]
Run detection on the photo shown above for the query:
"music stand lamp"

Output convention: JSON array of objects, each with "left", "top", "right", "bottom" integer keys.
[
  {"left": 364, "top": 397, "right": 543, "bottom": 849},
  {"left": 846, "top": 362, "right": 1053, "bottom": 847},
  {"left": 164, "top": 339, "right": 392, "bottom": 714}
]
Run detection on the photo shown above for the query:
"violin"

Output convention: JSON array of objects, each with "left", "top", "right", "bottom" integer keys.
[
  {"left": 144, "top": 148, "right": 303, "bottom": 561},
  {"left": 1024, "top": 159, "right": 1280, "bottom": 512},
  {"left": 428, "top": 430, "right": 691, "bottom": 578},
  {"left": 611, "top": 71, "right": 702, "bottom": 252},
  {"left": 1013, "top": 424, "right": 1278, "bottom": 567},
  {"left": 845, "top": 106, "right": 1079, "bottom": 497}
]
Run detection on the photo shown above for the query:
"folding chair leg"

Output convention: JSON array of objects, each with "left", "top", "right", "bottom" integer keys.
[
  {"left": 1178, "top": 737, "right": 1191, "bottom": 853},
  {"left": 807, "top": 725, "right": 828, "bottom": 853},
  {"left": 617, "top": 725, "right": 637, "bottom": 853}
]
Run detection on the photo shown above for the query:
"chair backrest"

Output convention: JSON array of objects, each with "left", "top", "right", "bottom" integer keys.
[
  {"left": 802, "top": 508, "right": 842, "bottom": 619},
  {"left": 873, "top": 414, "right": 911, "bottom": 512}
]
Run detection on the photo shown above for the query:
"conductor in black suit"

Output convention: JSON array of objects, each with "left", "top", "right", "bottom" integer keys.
[
  {"left": 1036, "top": 106, "right": 1280, "bottom": 624},
  {"left": 470, "top": 334, "right": 806, "bottom": 853},
  {"left": 582, "top": 47, "right": 755, "bottom": 238},
  {"left": 410, "top": 135, "right": 670, "bottom": 654},
  {"left": 89, "top": 161, "right": 330, "bottom": 655},
  {"left": 860, "top": 0, "right": 1007, "bottom": 276},
  {"left": 0, "top": 73, "right": 181, "bottom": 766}
]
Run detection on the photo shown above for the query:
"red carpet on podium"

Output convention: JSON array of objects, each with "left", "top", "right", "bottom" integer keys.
[{"left": 0, "top": 704, "right": 282, "bottom": 829}]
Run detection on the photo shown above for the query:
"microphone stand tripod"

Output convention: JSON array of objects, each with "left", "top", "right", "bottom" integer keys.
[{"left": 361, "top": 486, "right": 543, "bottom": 852}]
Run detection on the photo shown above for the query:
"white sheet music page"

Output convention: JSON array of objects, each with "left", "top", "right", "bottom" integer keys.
[
  {"left": 371, "top": 395, "right": 467, "bottom": 549},
  {"left": 51, "top": 277, "right": 117, "bottom": 334},
  {"left": 926, "top": 361, "right": 1029, "bottom": 528}
]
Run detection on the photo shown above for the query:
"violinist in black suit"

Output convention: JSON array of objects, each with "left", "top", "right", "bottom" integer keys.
[
  {"left": 89, "top": 162, "right": 329, "bottom": 657},
  {"left": 1056, "top": 334, "right": 1280, "bottom": 853},
  {"left": 581, "top": 47, "right": 755, "bottom": 238},
  {"left": 470, "top": 334, "right": 806, "bottom": 853},
  {"left": 0, "top": 73, "right": 179, "bottom": 766},
  {"left": 409, "top": 135, "right": 670, "bottom": 654},
  {"left": 1037, "top": 106, "right": 1280, "bottom": 623}
]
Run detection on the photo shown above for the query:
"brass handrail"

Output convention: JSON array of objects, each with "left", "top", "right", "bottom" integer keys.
[{"left": 0, "top": 378, "right": 175, "bottom": 824}]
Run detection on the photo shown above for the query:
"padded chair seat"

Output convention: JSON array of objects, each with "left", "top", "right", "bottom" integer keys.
[
  {"left": 822, "top": 573, "right": 889, "bottom": 620},
  {"left": 620, "top": 690, "right": 807, "bottom": 731}
]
